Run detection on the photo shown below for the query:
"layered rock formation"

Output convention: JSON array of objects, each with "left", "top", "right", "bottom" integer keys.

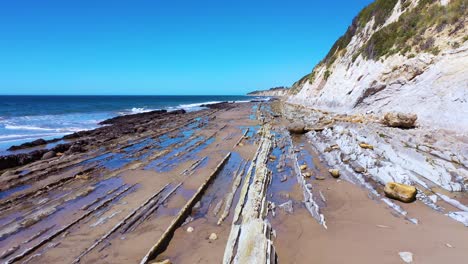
[
  {"left": 248, "top": 86, "right": 290, "bottom": 97},
  {"left": 288, "top": 0, "right": 467, "bottom": 131}
]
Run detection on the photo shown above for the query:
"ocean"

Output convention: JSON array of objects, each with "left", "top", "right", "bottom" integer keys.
[{"left": 0, "top": 95, "right": 258, "bottom": 153}]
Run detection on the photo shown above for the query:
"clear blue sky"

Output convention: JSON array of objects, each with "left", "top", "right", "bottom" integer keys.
[{"left": 0, "top": 0, "right": 373, "bottom": 95}]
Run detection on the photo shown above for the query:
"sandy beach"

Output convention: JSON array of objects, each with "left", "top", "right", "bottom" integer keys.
[{"left": 0, "top": 100, "right": 466, "bottom": 264}]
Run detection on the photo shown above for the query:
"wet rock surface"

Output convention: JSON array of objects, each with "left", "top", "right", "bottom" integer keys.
[
  {"left": 0, "top": 100, "right": 467, "bottom": 264},
  {"left": 0, "top": 109, "right": 195, "bottom": 171}
]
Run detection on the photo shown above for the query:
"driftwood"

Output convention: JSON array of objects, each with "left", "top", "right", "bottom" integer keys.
[{"left": 140, "top": 152, "right": 232, "bottom": 264}]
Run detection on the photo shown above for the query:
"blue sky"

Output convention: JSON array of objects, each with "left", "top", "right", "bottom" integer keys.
[{"left": 0, "top": 0, "right": 373, "bottom": 95}]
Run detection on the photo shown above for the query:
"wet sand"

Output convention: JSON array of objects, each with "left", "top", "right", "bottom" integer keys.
[{"left": 0, "top": 100, "right": 466, "bottom": 263}]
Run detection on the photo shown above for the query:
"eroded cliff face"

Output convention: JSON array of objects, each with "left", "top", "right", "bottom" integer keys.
[
  {"left": 248, "top": 87, "right": 290, "bottom": 97},
  {"left": 289, "top": 0, "right": 468, "bottom": 131}
]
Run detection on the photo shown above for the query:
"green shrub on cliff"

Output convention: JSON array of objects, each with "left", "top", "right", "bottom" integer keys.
[
  {"left": 320, "top": 0, "right": 399, "bottom": 69},
  {"left": 361, "top": 0, "right": 467, "bottom": 59}
]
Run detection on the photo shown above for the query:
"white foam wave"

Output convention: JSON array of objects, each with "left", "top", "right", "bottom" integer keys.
[
  {"left": 0, "top": 133, "right": 66, "bottom": 142},
  {"left": 5, "top": 125, "right": 57, "bottom": 131}
]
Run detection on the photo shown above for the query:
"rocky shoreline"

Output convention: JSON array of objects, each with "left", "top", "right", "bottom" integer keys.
[{"left": 0, "top": 100, "right": 466, "bottom": 264}]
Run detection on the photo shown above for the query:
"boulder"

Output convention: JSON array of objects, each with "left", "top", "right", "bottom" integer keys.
[
  {"left": 382, "top": 112, "right": 417, "bottom": 128},
  {"left": 287, "top": 122, "right": 306, "bottom": 134},
  {"left": 328, "top": 169, "right": 340, "bottom": 178},
  {"left": 384, "top": 182, "right": 417, "bottom": 203},
  {"left": 41, "top": 151, "right": 56, "bottom": 160}
]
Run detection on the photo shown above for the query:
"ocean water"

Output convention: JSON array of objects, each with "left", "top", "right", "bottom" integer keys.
[{"left": 0, "top": 95, "right": 258, "bottom": 153}]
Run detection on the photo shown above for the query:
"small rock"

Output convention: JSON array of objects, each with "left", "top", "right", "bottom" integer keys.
[
  {"left": 315, "top": 175, "right": 326, "bottom": 180},
  {"left": 324, "top": 144, "right": 339, "bottom": 152},
  {"left": 340, "top": 153, "right": 351, "bottom": 164},
  {"left": 269, "top": 155, "right": 276, "bottom": 160},
  {"left": 75, "top": 174, "right": 90, "bottom": 180},
  {"left": 278, "top": 200, "right": 293, "bottom": 214},
  {"left": 384, "top": 182, "right": 417, "bottom": 203},
  {"left": 300, "top": 164, "right": 307, "bottom": 171},
  {"left": 193, "top": 201, "right": 202, "bottom": 211},
  {"left": 445, "top": 243, "right": 454, "bottom": 248},
  {"left": 328, "top": 169, "right": 340, "bottom": 178},
  {"left": 186, "top": 226, "right": 194, "bottom": 233},
  {"left": 238, "top": 143, "right": 244, "bottom": 147},
  {"left": 209, "top": 233, "right": 218, "bottom": 240},
  {"left": 382, "top": 112, "right": 417, "bottom": 128},
  {"left": 350, "top": 162, "right": 366, "bottom": 173},
  {"left": 303, "top": 172, "right": 312, "bottom": 178},
  {"left": 280, "top": 175, "right": 288, "bottom": 182},
  {"left": 287, "top": 122, "right": 306, "bottom": 134},
  {"left": 41, "top": 151, "right": 56, "bottom": 160},
  {"left": 306, "top": 184, "right": 312, "bottom": 189},
  {"left": 398, "top": 251, "right": 413, "bottom": 263},
  {"left": 359, "top": 143, "right": 374, "bottom": 150}
]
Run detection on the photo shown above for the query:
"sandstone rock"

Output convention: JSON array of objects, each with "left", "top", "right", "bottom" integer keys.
[
  {"left": 324, "top": 144, "right": 339, "bottom": 152},
  {"left": 209, "top": 233, "right": 218, "bottom": 240},
  {"left": 328, "top": 169, "right": 340, "bottom": 178},
  {"left": 269, "top": 155, "right": 276, "bottom": 160},
  {"left": 300, "top": 164, "right": 307, "bottom": 170},
  {"left": 382, "top": 112, "right": 417, "bottom": 128},
  {"left": 384, "top": 182, "right": 417, "bottom": 203},
  {"left": 359, "top": 143, "right": 374, "bottom": 150},
  {"left": 287, "top": 122, "right": 306, "bottom": 134},
  {"left": 303, "top": 172, "right": 312, "bottom": 178},
  {"left": 75, "top": 174, "right": 90, "bottom": 180},
  {"left": 41, "top": 151, "right": 56, "bottom": 160}
]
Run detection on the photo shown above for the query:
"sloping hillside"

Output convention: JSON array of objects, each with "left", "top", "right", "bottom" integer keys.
[{"left": 289, "top": 0, "right": 467, "bottom": 130}]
